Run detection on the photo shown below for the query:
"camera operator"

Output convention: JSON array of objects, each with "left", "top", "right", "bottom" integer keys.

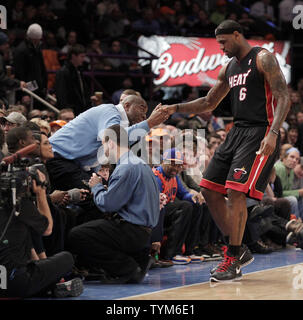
[
  {"left": 0, "top": 127, "right": 4, "bottom": 161},
  {"left": 0, "top": 126, "right": 83, "bottom": 298}
]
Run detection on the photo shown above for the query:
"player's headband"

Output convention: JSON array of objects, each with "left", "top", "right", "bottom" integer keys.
[{"left": 215, "top": 27, "right": 243, "bottom": 36}]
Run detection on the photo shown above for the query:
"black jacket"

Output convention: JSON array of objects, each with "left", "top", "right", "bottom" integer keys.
[
  {"left": 0, "top": 53, "right": 20, "bottom": 105},
  {"left": 13, "top": 39, "right": 47, "bottom": 98},
  {"left": 55, "top": 61, "right": 90, "bottom": 115}
]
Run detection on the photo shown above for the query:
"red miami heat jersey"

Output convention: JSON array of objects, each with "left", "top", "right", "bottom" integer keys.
[{"left": 225, "top": 47, "right": 276, "bottom": 127}]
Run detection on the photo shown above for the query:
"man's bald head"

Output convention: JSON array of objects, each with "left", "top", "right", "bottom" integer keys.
[{"left": 122, "top": 95, "right": 148, "bottom": 125}]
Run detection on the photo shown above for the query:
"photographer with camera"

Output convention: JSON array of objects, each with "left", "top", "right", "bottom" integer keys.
[{"left": 0, "top": 126, "right": 83, "bottom": 298}]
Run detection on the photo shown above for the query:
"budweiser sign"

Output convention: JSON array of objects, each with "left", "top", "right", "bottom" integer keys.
[{"left": 138, "top": 36, "right": 291, "bottom": 87}]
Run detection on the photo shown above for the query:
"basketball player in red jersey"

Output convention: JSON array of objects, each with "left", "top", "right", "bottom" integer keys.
[{"left": 163, "top": 20, "right": 291, "bottom": 282}]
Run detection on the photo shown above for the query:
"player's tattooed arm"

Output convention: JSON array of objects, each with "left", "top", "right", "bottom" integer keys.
[
  {"left": 163, "top": 64, "right": 230, "bottom": 115},
  {"left": 257, "top": 50, "right": 291, "bottom": 133}
]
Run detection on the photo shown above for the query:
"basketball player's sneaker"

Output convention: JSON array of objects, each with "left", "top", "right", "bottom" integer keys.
[
  {"left": 210, "top": 244, "right": 254, "bottom": 274},
  {"left": 209, "top": 250, "right": 242, "bottom": 282}
]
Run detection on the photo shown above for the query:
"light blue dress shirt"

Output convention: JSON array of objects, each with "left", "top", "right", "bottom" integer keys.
[{"left": 49, "top": 104, "right": 150, "bottom": 169}]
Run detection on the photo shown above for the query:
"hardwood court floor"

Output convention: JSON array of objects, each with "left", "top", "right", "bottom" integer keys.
[
  {"left": 61, "top": 246, "right": 303, "bottom": 301},
  {"left": 123, "top": 264, "right": 303, "bottom": 300}
]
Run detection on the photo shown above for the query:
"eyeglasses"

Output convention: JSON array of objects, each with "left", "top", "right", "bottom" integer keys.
[{"left": 0, "top": 121, "right": 16, "bottom": 128}]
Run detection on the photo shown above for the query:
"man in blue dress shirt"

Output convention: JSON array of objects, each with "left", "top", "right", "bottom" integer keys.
[
  {"left": 47, "top": 94, "right": 169, "bottom": 191},
  {"left": 68, "top": 124, "right": 160, "bottom": 283}
]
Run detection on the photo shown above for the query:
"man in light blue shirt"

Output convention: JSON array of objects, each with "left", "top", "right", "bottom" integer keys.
[
  {"left": 46, "top": 94, "right": 169, "bottom": 190},
  {"left": 68, "top": 125, "right": 160, "bottom": 284}
]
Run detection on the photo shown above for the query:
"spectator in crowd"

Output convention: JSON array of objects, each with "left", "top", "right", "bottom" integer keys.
[
  {"left": 0, "top": 127, "right": 4, "bottom": 161},
  {"left": 208, "top": 132, "right": 222, "bottom": 148},
  {"left": 47, "top": 95, "right": 169, "bottom": 191},
  {"left": 55, "top": 44, "right": 91, "bottom": 115},
  {"left": 191, "top": 9, "right": 217, "bottom": 37},
  {"left": 0, "top": 111, "right": 27, "bottom": 137},
  {"left": 293, "top": 157, "right": 303, "bottom": 190},
  {"left": 11, "top": 0, "right": 25, "bottom": 28},
  {"left": 152, "top": 148, "right": 204, "bottom": 265},
  {"left": 30, "top": 117, "right": 51, "bottom": 137},
  {"left": 106, "top": 40, "right": 132, "bottom": 72},
  {"left": 284, "top": 112, "right": 297, "bottom": 131},
  {"left": 112, "top": 77, "right": 135, "bottom": 105},
  {"left": 250, "top": 0, "right": 275, "bottom": 22},
  {"left": 210, "top": 0, "right": 228, "bottom": 26},
  {"left": 99, "top": 4, "right": 130, "bottom": 39},
  {"left": 144, "top": 127, "right": 172, "bottom": 166},
  {"left": 297, "top": 78, "right": 303, "bottom": 104},
  {"left": 185, "top": 1, "right": 202, "bottom": 29},
  {"left": 40, "top": 110, "right": 52, "bottom": 123},
  {"left": 290, "top": 89, "right": 303, "bottom": 114},
  {"left": 7, "top": 105, "right": 28, "bottom": 118},
  {"left": 132, "top": 8, "right": 161, "bottom": 36},
  {"left": 28, "top": 109, "right": 42, "bottom": 120},
  {"left": 61, "top": 31, "right": 78, "bottom": 54},
  {"left": 262, "top": 166, "right": 293, "bottom": 221},
  {"left": 119, "top": 89, "right": 141, "bottom": 104},
  {"left": 42, "top": 32, "right": 61, "bottom": 90},
  {"left": 145, "top": 130, "right": 162, "bottom": 168},
  {"left": 216, "top": 128, "right": 227, "bottom": 142},
  {"left": 87, "top": 39, "right": 110, "bottom": 71},
  {"left": 158, "top": 6, "right": 178, "bottom": 36},
  {"left": 296, "top": 111, "right": 303, "bottom": 126},
  {"left": 58, "top": 108, "right": 75, "bottom": 122},
  {"left": 287, "top": 125, "right": 299, "bottom": 146},
  {"left": 275, "top": 146, "right": 303, "bottom": 219},
  {"left": 279, "top": 0, "right": 295, "bottom": 30},
  {"left": 279, "top": 127, "right": 288, "bottom": 146},
  {"left": 14, "top": 24, "right": 48, "bottom": 104},
  {"left": 279, "top": 143, "right": 293, "bottom": 161},
  {"left": 96, "top": 162, "right": 111, "bottom": 186},
  {"left": 38, "top": 130, "right": 92, "bottom": 254},
  {"left": 50, "top": 119, "right": 67, "bottom": 135},
  {"left": 0, "top": 32, "right": 27, "bottom": 108},
  {"left": 68, "top": 124, "right": 159, "bottom": 284}
]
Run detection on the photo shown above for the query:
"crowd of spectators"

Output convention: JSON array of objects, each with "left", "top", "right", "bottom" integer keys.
[{"left": 0, "top": 0, "right": 298, "bottom": 104}]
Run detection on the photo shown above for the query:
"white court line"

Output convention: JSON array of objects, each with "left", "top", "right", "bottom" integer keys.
[{"left": 118, "top": 262, "right": 303, "bottom": 300}]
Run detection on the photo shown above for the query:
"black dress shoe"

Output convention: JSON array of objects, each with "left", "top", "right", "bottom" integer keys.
[{"left": 127, "top": 255, "right": 154, "bottom": 284}]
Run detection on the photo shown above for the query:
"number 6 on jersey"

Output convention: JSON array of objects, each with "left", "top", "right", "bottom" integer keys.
[{"left": 239, "top": 87, "right": 247, "bottom": 101}]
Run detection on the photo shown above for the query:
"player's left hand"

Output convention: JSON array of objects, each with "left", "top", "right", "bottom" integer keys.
[{"left": 257, "top": 131, "right": 277, "bottom": 157}]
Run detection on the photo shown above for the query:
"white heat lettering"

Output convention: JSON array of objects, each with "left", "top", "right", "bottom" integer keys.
[{"left": 229, "top": 69, "right": 251, "bottom": 88}]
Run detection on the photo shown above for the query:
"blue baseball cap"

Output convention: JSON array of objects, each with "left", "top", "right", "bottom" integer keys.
[
  {"left": 162, "top": 148, "right": 184, "bottom": 163},
  {"left": 0, "top": 32, "right": 8, "bottom": 46}
]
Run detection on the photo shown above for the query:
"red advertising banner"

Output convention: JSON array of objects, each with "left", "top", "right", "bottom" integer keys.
[{"left": 138, "top": 36, "right": 291, "bottom": 87}]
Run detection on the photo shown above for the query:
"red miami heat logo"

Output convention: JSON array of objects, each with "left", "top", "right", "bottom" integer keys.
[{"left": 233, "top": 167, "right": 247, "bottom": 180}]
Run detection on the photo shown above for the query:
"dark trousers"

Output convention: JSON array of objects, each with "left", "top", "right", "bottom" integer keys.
[
  {"left": 2, "top": 251, "right": 74, "bottom": 298},
  {"left": 161, "top": 199, "right": 202, "bottom": 259},
  {"left": 46, "top": 153, "right": 91, "bottom": 191},
  {"left": 68, "top": 217, "right": 151, "bottom": 278}
]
